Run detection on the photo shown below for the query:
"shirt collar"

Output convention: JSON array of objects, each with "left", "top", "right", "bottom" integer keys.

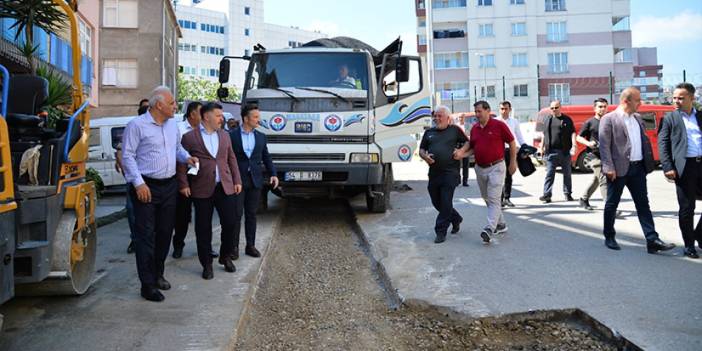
[
  {"left": 146, "top": 110, "right": 160, "bottom": 125},
  {"left": 240, "top": 127, "right": 254, "bottom": 135},
  {"left": 199, "top": 123, "right": 217, "bottom": 135},
  {"left": 680, "top": 108, "right": 697, "bottom": 117}
]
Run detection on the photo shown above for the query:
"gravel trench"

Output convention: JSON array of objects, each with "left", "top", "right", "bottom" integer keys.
[{"left": 234, "top": 199, "right": 617, "bottom": 351}]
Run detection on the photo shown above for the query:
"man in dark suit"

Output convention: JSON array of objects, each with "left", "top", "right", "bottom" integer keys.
[
  {"left": 230, "top": 104, "right": 279, "bottom": 259},
  {"left": 599, "top": 87, "right": 675, "bottom": 254},
  {"left": 658, "top": 83, "right": 702, "bottom": 258},
  {"left": 177, "top": 102, "right": 243, "bottom": 279}
]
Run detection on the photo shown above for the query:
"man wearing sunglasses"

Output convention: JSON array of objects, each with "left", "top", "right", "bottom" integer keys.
[{"left": 539, "top": 100, "right": 576, "bottom": 203}]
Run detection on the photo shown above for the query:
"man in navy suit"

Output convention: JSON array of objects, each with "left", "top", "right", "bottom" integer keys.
[
  {"left": 659, "top": 82, "right": 702, "bottom": 259},
  {"left": 230, "top": 104, "right": 279, "bottom": 259}
]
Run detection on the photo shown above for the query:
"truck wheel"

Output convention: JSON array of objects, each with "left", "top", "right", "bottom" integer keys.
[
  {"left": 576, "top": 151, "right": 593, "bottom": 173},
  {"left": 366, "top": 164, "right": 393, "bottom": 213}
]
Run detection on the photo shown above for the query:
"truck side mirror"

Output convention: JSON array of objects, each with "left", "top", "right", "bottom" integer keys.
[
  {"left": 396, "top": 57, "right": 410, "bottom": 83},
  {"left": 217, "top": 87, "right": 229, "bottom": 99},
  {"left": 218, "top": 59, "right": 230, "bottom": 84}
]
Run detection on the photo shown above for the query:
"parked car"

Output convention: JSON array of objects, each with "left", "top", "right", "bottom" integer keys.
[{"left": 87, "top": 116, "right": 135, "bottom": 188}]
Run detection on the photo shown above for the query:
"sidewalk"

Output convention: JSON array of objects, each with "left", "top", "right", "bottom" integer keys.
[{"left": 352, "top": 160, "right": 702, "bottom": 351}]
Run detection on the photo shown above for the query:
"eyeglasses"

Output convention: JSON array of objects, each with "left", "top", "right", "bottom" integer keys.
[{"left": 550, "top": 107, "right": 560, "bottom": 110}]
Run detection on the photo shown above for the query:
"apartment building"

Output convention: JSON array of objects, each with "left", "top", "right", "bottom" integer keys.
[
  {"left": 176, "top": 0, "right": 325, "bottom": 89},
  {"left": 95, "top": 0, "right": 181, "bottom": 118},
  {"left": 631, "top": 47, "right": 663, "bottom": 102},
  {"left": 417, "top": 0, "right": 639, "bottom": 119}
]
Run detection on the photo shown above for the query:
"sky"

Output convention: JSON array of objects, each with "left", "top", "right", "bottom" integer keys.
[{"left": 190, "top": 0, "right": 702, "bottom": 86}]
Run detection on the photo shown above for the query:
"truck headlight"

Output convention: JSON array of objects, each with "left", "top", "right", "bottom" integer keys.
[{"left": 350, "top": 153, "right": 379, "bottom": 163}]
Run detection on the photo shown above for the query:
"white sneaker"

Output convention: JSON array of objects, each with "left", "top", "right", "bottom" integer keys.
[{"left": 495, "top": 223, "right": 508, "bottom": 234}]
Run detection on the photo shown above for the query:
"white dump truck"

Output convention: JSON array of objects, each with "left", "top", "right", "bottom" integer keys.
[{"left": 217, "top": 37, "right": 430, "bottom": 212}]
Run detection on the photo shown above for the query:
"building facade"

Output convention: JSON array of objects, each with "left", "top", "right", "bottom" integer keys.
[
  {"left": 175, "top": 0, "right": 325, "bottom": 90},
  {"left": 95, "top": 0, "right": 181, "bottom": 118},
  {"left": 631, "top": 47, "right": 663, "bottom": 102},
  {"left": 417, "top": 0, "right": 638, "bottom": 119}
]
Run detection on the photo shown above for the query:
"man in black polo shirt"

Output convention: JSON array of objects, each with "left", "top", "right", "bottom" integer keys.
[
  {"left": 539, "top": 100, "right": 576, "bottom": 203},
  {"left": 419, "top": 106, "right": 468, "bottom": 244},
  {"left": 577, "top": 98, "right": 608, "bottom": 210}
]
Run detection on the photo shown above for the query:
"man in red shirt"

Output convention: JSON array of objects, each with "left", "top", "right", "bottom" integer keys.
[{"left": 455, "top": 101, "right": 517, "bottom": 243}]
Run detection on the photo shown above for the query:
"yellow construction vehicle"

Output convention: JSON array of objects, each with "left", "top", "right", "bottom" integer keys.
[{"left": 0, "top": 0, "right": 96, "bottom": 307}]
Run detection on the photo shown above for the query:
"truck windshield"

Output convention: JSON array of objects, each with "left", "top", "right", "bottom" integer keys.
[{"left": 250, "top": 52, "right": 368, "bottom": 91}]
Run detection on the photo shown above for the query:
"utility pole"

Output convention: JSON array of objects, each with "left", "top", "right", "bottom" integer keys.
[{"left": 502, "top": 76, "right": 506, "bottom": 101}]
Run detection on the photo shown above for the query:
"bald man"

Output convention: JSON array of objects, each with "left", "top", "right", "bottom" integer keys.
[{"left": 598, "top": 87, "right": 675, "bottom": 254}]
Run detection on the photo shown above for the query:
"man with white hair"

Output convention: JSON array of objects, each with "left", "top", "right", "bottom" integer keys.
[
  {"left": 122, "top": 86, "right": 199, "bottom": 302},
  {"left": 419, "top": 105, "right": 468, "bottom": 244}
]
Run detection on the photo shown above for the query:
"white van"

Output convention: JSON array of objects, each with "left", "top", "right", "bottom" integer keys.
[{"left": 87, "top": 116, "right": 135, "bottom": 188}]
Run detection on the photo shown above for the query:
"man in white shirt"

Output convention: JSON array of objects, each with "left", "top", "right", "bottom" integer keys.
[{"left": 497, "top": 101, "right": 526, "bottom": 207}]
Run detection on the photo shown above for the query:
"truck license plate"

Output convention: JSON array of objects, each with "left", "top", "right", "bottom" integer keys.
[
  {"left": 284, "top": 171, "right": 322, "bottom": 181},
  {"left": 294, "top": 121, "right": 312, "bottom": 133}
]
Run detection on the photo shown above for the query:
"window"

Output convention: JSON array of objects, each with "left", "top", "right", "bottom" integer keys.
[
  {"left": 102, "top": 59, "right": 137, "bottom": 88},
  {"left": 89, "top": 128, "right": 101, "bottom": 147},
  {"left": 201, "top": 68, "right": 207, "bottom": 76},
  {"left": 479, "top": 24, "right": 494, "bottom": 37},
  {"left": 545, "top": 0, "right": 565, "bottom": 12},
  {"left": 513, "top": 84, "right": 528, "bottom": 97},
  {"left": 548, "top": 83, "right": 570, "bottom": 104},
  {"left": 479, "top": 54, "right": 495, "bottom": 68},
  {"left": 245, "top": 28, "right": 250, "bottom": 36},
  {"left": 79, "top": 18, "right": 92, "bottom": 58},
  {"left": 546, "top": 22, "right": 567, "bottom": 42},
  {"left": 434, "top": 29, "right": 465, "bottom": 39},
  {"left": 418, "top": 0, "right": 426, "bottom": 9},
  {"left": 434, "top": 52, "right": 469, "bottom": 69},
  {"left": 201, "top": 46, "right": 206, "bottom": 53},
  {"left": 614, "top": 48, "right": 632, "bottom": 63},
  {"left": 512, "top": 53, "right": 527, "bottom": 67},
  {"left": 219, "top": 26, "right": 225, "bottom": 34},
  {"left": 418, "top": 34, "right": 427, "bottom": 45},
  {"left": 478, "top": 0, "right": 492, "bottom": 5},
  {"left": 640, "top": 112, "right": 656, "bottom": 130},
  {"left": 511, "top": 22, "right": 526, "bottom": 36},
  {"left": 244, "top": 6, "right": 250, "bottom": 15},
  {"left": 436, "top": 82, "right": 470, "bottom": 100},
  {"left": 612, "top": 16, "right": 630, "bottom": 31},
  {"left": 418, "top": 18, "right": 426, "bottom": 28},
  {"left": 481, "top": 85, "right": 496, "bottom": 98},
  {"left": 548, "top": 52, "right": 568, "bottom": 73},
  {"left": 103, "top": 0, "right": 138, "bottom": 28},
  {"left": 639, "top": 71, "right": 646, "bottom": 77},
  {"left": 432, "top": 0, "right": 467, "bottom": 9},
  {"left": 511, "top": 0, "right": 525, "bottom": 4}
]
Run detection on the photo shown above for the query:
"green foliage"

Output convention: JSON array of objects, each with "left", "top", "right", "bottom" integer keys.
[
  {"left": 86, "top": 167, "right": 104, "bottom": 198},
  {"left": 177, "top": 73, "right": 240, "bottom": 104},
  {"left": 35, "top": 65, "right": 72, "bottom": 128}
]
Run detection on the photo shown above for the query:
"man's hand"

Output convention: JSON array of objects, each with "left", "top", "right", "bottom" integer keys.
[
  {"left": 605, "top": 170, "right": 617, "bottom": 181},
  {"left": 186, "top": 157, "right": 199, "bottom": 166},
  {"left": 234, "top": 184, "right": 242, "bottom": 194},
  {"left": 270, "top": 176, "right": 279, "bottom": 189},
  {"left": 179, "top": 187, "right": 191, "bottom": 197},
  {"left": 664, "top": 170, "right": 677, "bottom": 181},
  {"left": 136, "top": 184, "right": 152, "bottom": 203},
  {"left": 508, "top": 161, "right": 517, "bottom": 175},
  {"left": 114, "top": 160, "right": 123, "bottom": 174},
  {"left": 452, "top": 148, "right": 464, "bottom": 160},
  {"left": 422, "top": 152, "right": 435, "bottom": 165}
]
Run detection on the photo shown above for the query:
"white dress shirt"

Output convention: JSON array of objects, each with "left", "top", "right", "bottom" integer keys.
[
  {"left": 681, "top": 108, "right": 702, "bottom": 157},
  {"left": 497, "top": 115, "right": 526, "bottom": 146},
  {"left": 199, "top": 124, "right": 220, "bottom": 183},
  {"left": 623, "top": 112, "right": 643, "bottom": 162}
]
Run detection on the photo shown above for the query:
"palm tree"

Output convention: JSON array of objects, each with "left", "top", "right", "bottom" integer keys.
[{"left": 0, "top": 0, "right": 67, "bottom": 75}]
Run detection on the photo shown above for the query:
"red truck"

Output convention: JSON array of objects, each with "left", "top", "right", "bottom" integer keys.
[{"left": 533, "top": 104, "right": 675, "bottom": 171}]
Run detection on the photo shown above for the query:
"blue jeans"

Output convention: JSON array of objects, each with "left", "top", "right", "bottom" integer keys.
[
  {"left": 126, "top": 185, "right": 136, "bottom": 240},
  {"left": 543, "top": 150, "right": 572, "bottom": 197},
  {"left": 603, "top": 162, "right": 659, "bottom": 241}
]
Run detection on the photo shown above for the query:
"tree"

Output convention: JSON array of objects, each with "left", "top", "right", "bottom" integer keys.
[
  {"left": 0, "top": 0, "right": 67, "bottom": 75},
  {"left": 176, "top": 73, "right": 240, "bottom": 104}
]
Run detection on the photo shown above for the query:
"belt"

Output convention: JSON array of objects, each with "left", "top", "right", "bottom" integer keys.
[
  {"left": 686, "top": 156, "right": 702, "bottom": 162},
  {"left": 477, "top": 159, "right": 504, "bottom": 168},
  {"left": 629, "top": 160, "right": 643, "bottom": 165},
  {"left": 142, "top": 175, "right": 176, "bottom": 185}
]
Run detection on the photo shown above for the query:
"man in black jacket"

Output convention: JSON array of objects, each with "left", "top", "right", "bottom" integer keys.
[
  {"left": 539, "top": 100, "right": 576, "bottom": 203},
  {"left": 230, "top": 104, "right": 279, "bottom": 259},
  {"left": 658, "top": 82, "right": 702, "bottom": 258}
]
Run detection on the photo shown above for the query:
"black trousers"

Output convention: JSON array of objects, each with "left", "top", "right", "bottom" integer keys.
[
  {"left": 502, "top": 149, "right": 512, "bottom": 200},
  {"left": 461, "top": 158, "right": 470, "bottom": 184},
  {"left": 192, "top": 183, "right": 237, "bottom": 267},
  {"left": 234, "top": 176, "right": 261, "bottom": 248},
  {"left": 675, "top": 158, "right": 702, "bottom": 247},
  {"left": 427, "top": 171, "right": 462, "bottom": 234},
  {"left": 171, "top": 192, "right": 192, "bottom": 250},
  {"left": 131, "top": 176, "right": 177, "bottom": 288}
]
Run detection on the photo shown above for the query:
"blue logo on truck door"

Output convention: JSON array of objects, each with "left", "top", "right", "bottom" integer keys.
[
  {"left": 380, "top": 97, "right": 431, "bottom": 127},
  {"left": 324, "top": 114, "right": 342, "bottom": 132},
  {"left": 270, "top": 114, "right": 287, "bottom": 131}
]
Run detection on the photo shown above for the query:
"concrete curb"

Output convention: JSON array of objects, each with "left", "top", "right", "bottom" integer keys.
[{"left": 96, "top": 208, "right": 126, "bottom": 228}]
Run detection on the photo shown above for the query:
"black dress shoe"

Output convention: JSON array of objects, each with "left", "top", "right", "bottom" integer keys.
[
  {"left": 219, "top": 256, "right": 237, "bottom": 272},
  {"left": 202, "top": 265, "right": 214, "bottom": 280},
  {"left": 565, "top": 194, "right": 575, "bottom": 201},
  {"left": 646, "top": 239, "right": 676, "bottom": 254},
  {"left": 156, "top": 276, "right": 171, "bottom": 290},
  {"left": 539, "top": 195, "right": 551, "bottom": 203},
  {"left": 503, "top": 199, "right": 515, "bottom": 207},
  {"left": 210, "top": 250, "right": 219, "bottom": 258},
  {"left": 462, "top": 181, "right": 469, "bottom": 187},
  {"left": 172, "top": 246, "right": 183, "bottom": 259},
  {"left": 127, "top": 241, "right": 135, "bottom": 254},
  {"left": 604, "top": 237, "right": 621, "bottom": 250},
  {"left": 683, "top": 247, "right": 699, "bottom": 259},
  {"left": 450, "top": 219, "right": 462, "bottom": 234},
  {"left": 434, "top": 233, "right": 446, "bottom": 244},
  {"left": 141, "top": 286, "right": 165, "bottom": 302},
  {"left": 245, "top": 245, "right": 261, "bottom": 258},
  {"left": 579, "top": 198, "right": 594, "bottom": 210},
  {"left": 230, "top": 250, "right": 239, "bottom": 261}
]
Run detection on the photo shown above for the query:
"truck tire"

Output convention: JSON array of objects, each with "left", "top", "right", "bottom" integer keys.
[
  {"left": 366, "top": 164, "right": 393, "bottom": 213},
  {"left": 575, "top": 151, "right": 593, "bottom": 173}
]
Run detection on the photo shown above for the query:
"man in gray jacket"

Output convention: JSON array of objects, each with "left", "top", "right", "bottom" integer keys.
[
  {"left": 658, "top": 82, "right": 702, "bottom": 258},
  {"left": 599, "top": 87, "right": 675, "bottom": 254}
]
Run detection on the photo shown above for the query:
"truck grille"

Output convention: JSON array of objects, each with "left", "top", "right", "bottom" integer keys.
[
  {"left": 271, "top": 153, "right": 345, "bottom": 161},
  {"left": 267, "top": 135, "right": 371, "bottom": 144}
]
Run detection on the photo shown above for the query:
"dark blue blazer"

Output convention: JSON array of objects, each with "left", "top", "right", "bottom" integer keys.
[
  {"left": 658, "top": 109, "right": 702, "bottom": 178},
  {"left": 230, "top": 127, "right": 276, "bottom": 188}
]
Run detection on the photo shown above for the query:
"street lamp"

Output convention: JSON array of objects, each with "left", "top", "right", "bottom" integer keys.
[{"left": 474, "top": 52, "right": 487, "bottom": 100}]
